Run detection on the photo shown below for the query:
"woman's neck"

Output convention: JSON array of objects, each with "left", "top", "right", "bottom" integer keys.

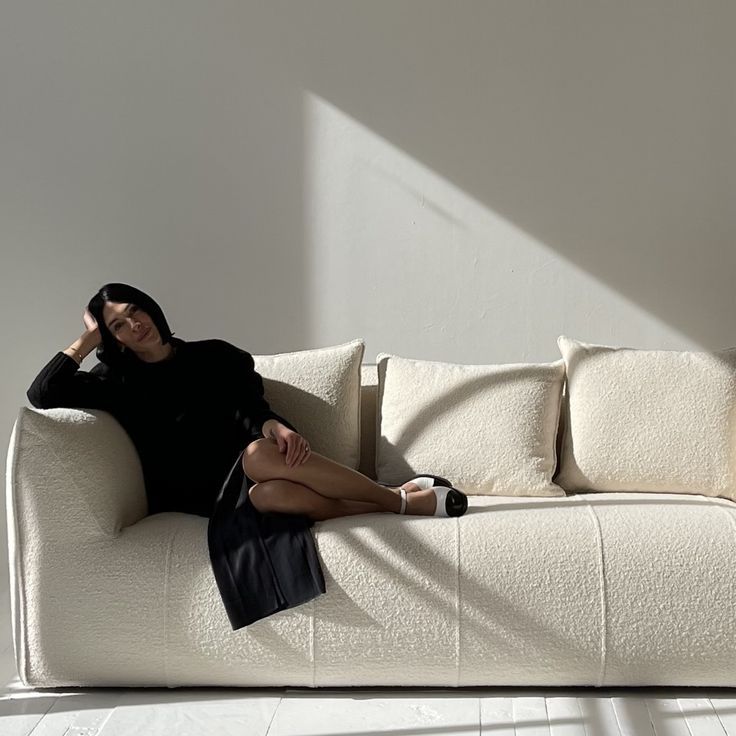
[{"left": 135, "top": 341, "right": 176, "bottom": 363}]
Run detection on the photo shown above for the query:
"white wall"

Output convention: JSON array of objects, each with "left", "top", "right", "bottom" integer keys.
[{"left": 1, "top": 1, "right": 734, "bottom": 588}]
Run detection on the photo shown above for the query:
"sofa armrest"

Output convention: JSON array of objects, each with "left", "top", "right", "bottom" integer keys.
[{"left": 7, "top": 407, "right": 148, "bottom": 541}]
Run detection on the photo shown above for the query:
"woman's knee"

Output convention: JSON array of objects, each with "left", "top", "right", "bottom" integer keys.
[
  {"left": 242, "top": 437, "right": 278, "bottom": 480},
  {"left": 248, "top": 480, "right": 295, "bottom": 513},
  {"left": 248, "top": 481, "right": 274, "bottom": 512}
]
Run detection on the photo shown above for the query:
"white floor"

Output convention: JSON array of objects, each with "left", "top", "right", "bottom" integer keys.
[{"left": 2, "top": 588, "right": 736, "bottom": 736}]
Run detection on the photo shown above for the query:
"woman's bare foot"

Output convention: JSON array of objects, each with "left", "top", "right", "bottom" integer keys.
[
  {"left": 403, "top": 488, "right": 439, "bottom": 515},
  {"left": 398, "top": 480, "right": 425, "bottom": 494}
]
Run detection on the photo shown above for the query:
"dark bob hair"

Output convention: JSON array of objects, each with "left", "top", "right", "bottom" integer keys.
[{"left": 87, "top": 283, "right": 176, "bottom": 372}]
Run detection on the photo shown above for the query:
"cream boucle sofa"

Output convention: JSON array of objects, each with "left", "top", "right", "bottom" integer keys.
[{"left": 8, "top": 339, "right": 736, "bottom": 689}]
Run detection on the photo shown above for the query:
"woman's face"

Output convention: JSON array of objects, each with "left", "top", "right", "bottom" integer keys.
[{"left": 101, "top": 301, "right": 161, "bottom": 353}]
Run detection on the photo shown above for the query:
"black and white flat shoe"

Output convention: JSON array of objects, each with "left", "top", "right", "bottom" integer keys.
[
  {"left": 404, "top": 474, "right": 453, "bottom": 490},
  {"left": 378, "top": 474, "right": 454, "bottom": 491},
  {"left": 397, "top": 485, "right": 468, "bottom": 517}
]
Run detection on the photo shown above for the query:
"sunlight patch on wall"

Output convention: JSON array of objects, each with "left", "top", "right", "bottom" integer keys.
[{"left": 302, "top": 92, "right": 698, "bottom": 364}]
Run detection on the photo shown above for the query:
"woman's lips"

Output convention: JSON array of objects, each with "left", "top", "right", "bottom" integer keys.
[{"left": 136, "top": 326, "right": 151, "bottom": 342}]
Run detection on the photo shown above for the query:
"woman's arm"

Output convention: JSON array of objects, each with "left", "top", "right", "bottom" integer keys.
[
  {"left": 27, "top": 351, "right": 119, "bottom": 410},
  {"left": 227, "top": 343, "right": 299, "bottom": 442},
  {"left": 27, "top": 328, "right": 118, "bottom": 411},
  {"left": 62, "top": 329, "right": 102, "bottom": 366},
  {"left": 261, "top": 418, "right": 281, "bottom": 439}
]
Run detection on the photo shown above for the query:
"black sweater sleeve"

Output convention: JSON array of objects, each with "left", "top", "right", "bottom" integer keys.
[
  {"left": 26, "top": 352, "right": 120, "bottom": 411},
  {"left": 226, "top": 343, "right": 299, "bottom": 442}
]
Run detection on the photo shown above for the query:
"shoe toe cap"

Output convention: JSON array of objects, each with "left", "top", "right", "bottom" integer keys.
[{"left": 446, "top": 488, "right": 468, "bottom": 516}]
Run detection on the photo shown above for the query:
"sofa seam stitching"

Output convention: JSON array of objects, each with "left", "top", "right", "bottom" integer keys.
[
  {"left": 584, "top": 500, "right": 608, "bottom": 687},
  {"left": 705, "top": 496, "right": 736, "bottom": 650}
]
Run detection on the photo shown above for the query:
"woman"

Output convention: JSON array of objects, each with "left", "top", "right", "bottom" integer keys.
[{"left": 26, "top": 282, "right": 468, "bottom": 629}]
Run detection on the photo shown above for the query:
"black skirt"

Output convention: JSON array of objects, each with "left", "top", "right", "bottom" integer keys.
[{"left": 207, "top": 448, "right": 327, "bottom": 630}]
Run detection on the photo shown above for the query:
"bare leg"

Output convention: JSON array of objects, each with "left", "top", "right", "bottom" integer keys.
[
  {"left": 249, "top": 480, "right": 388, "bottom": 521},
  {"left": 243, "top": 438, "right": 438, "bottom": 514}
]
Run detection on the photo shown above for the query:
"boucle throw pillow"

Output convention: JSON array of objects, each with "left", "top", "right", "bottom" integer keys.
[
  {"left": 556, "top": 335, "right": 736, "bottom": 500},
  {"left": 375, "top": 353, "right": 566, "bottom": 496},
  {"left": 254, "top": 339, "right": 364, "bottom": 470}
]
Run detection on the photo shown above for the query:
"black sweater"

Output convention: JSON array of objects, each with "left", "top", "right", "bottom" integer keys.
[{"left": 26, "top": 337, "right": 297, "bottom": 518}]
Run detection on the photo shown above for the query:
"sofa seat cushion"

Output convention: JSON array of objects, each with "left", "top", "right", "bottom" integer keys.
[
  {"left": 11, "top": 486, "right": 736, "bottom": 688},
  {"left": 556, "top": 335, "right": 736, "bottom": 501},
  {"left": 375, "top": 353, "right": 566, "bottom": 496}
]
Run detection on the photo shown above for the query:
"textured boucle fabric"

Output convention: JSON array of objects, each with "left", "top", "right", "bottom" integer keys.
[
  {"left": 12, "top": 406, "right": 148, "bottom": 536},
  {"left": 253, "top": 339, "right": 364, "bottom": 469},
  {"left": 556, "top": 335, "right": 736, "bottom": 500},
  {"left": 375, "top": 353, "right": 566, "bottom": 496},
  {"left": 10, "top": 348, "right": 736, "bottom": 689},
  {"left": 9, "top": 411, "right": 736, "bottom": 689}
]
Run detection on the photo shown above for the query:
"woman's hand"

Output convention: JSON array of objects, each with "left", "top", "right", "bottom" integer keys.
[
  {"left": 82, "top": 308, "right": 102, "bottom": 345},
  {"left": 270, "top": 425, "right": 311, "bottom": 467}
]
